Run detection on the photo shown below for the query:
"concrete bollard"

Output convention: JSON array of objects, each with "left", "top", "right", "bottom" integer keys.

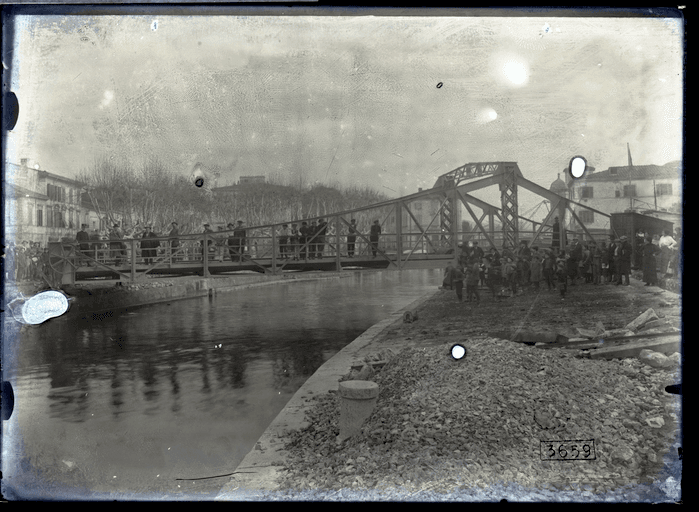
[{"left": 337, "top": 380, "right": 379, "bottom": 442}]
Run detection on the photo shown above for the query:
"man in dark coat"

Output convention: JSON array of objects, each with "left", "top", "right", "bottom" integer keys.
[
  {"left": 230, "top": 220, "right": 247, "bottom": 262},
  {"left": 369, "top": 220, "right": 381, "bottom": 258},
  {"left": 141, "top": 225, "right": 160, "bottom": 265},
  {"left": 110, "top": 223, "right": 126, "bottom": 266},
  {"left": 616, "top": 235, "right": 632, "bottom": 285},
  {"left": 76, "top": 224, "right": 91, "bottom": 266},
  {"left": 642, "top": 237, "right": 661, "bottom": 286}
]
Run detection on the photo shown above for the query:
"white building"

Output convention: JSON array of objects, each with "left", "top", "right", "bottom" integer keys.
[
  {"left": 563, "top": 161, "right": 682, "bottom": 232},
  {"left": 5, "top": 159, "right": 104, "bottom": 245}
]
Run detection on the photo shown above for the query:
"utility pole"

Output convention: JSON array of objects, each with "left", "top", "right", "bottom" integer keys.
[{"left": 627, "top": 143, "right": 633, "bottom": 211}]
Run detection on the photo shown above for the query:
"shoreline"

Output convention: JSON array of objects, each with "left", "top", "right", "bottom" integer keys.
[
  {"left": 215, "top": 276, "right": 682, "bottom": 502},
  {"left": 215, "top": 289, "right": 439, "bottom": 500}
]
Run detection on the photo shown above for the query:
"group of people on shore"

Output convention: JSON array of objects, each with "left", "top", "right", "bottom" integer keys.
[
  {"left": 442, "top": 229, "right": 682, "bottom": 302},
  {"left": 7, "top": 240, "right": 51, "bottom": 282}
]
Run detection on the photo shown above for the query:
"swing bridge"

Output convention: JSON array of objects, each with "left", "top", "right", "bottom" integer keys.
[{"left": 46, "top": 161, "right": 612, "bottom": 285}]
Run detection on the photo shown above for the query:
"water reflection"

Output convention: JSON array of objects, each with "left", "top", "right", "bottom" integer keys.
[{"left": 8, "top": 269, "right": 440, "bottom": 497}]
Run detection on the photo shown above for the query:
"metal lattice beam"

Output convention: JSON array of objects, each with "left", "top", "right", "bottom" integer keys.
[{"left": 499, "top": 164, "right": 519, "bottom": 251}]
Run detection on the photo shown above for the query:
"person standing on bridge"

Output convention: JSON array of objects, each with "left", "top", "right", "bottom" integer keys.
[
  {"left": 290, "top": 223, "right": 300, "bottom": 260},
  {"left": 141, "top": 225, "right": 159, "bottom": 266},
  {"left": 347, "top": 219, "right": 358, "bottom": 258},
  {"left": 370, "top": 219, "right": 381, "bottom": 258},
  {"left": 278, "top": 224, "right": 290, "bottom": 260},
  {"left": 201, "top": 223, "right": 215, "bottom": 261},
  {"left": 76, "top": 224, "right": 91, "bottom": 266},
  {"left": 308, "top": 220, "right": 318, "bottom": 259},
  {"left": 110, "top": 223, "right": 126, "bottom": 266},
  {"left": 230, "top": 220, "right": 247, "bottom": 263},
  {"left": 315, "top": 218, "right": 328, "bottom": 259}
]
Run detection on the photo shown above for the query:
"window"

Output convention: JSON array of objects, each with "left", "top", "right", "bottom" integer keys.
[
  {"left": 656, "top": 183, "right": 672, "bottom": 196},
  {"left": 623, "top": 185, "right": 636, "bottom": 197},
  {"left": 578, "top": 210, "right": 594, "bottom": 224},
  {"left": 37, "top": 207, "right": 43, "bottom": 227},
  {"left": 580, "top": 186, "right": 594, "bottom": 199},
  {"left": 615, "top": 190, "right": 621, "bottom": 198}
]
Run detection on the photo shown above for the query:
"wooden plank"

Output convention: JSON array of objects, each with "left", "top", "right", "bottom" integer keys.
[
  {"left": 587, "top": 336, "right": 681, "bottom": 360},
  {"left": 535, "top": 330, "right": 680, "bottom": 350}
]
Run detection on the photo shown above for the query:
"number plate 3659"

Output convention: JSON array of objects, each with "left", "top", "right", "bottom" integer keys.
[{"left": 540, "top": 440, "right": 596, "bottom": 461}]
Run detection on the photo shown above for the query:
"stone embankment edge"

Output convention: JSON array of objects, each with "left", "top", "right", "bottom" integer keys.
[
  {"left": 53, "top": 272, "right": 355, "bottom": 317},
  {"left": 215, "top": 289, "right": 440, "bottom": 500}
]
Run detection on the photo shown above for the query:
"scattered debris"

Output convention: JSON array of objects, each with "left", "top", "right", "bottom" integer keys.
[
  {"left": 625, "top": 308, "right": 660, "bottom": 333},
  {"left": 645, "top": 417, "right": 665, "bottom": 429},
  {"left": 638, "top": 350, "right": 671, "bottom": 369}
]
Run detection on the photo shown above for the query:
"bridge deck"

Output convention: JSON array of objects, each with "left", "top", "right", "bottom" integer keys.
[{"left": 73, "top": 254, "right": 454, "bottom": 279}]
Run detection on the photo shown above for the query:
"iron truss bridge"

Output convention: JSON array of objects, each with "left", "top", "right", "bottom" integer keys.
[{"left": 45, "top": 161, "right": 611, "bottom": 285}]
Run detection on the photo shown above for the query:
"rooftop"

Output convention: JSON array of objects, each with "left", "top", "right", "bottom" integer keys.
[{"left": 573, "top": 161, "right": 681, "bottom": 183}]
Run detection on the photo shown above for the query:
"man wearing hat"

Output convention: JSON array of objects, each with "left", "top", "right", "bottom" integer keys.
[
  {"left": 76, "top": 223, "right": 91, "bottom": 266},
  {"left": 141, "top": 225, "right": 159, "bottom": 265},
  {"left": 616, "top": 235, "right": 632, "bottom": 285},
  {"left": 229, "top": 220, "right": 247, "bottom": 262},
  {"left": 109, "top": 223, "right": 126, "bottom": 266}
]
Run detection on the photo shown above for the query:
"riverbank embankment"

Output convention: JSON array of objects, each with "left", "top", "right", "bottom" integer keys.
[
  {"left": 214, "top": 290, "right": 437, "bottom": 500},
  {"left": 9, "top": 271, "right": 356, "bottom": 319},
  {"left": 216, "top": 276, "right": 681, "bottom": 502}
]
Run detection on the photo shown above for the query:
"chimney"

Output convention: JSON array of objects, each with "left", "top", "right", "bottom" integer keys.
[
  {"left": 21, "top": 158, "right": 28, "bottom": 167},
  {"left": 418, "top": 187, "right": 423, "bottom": 192}
]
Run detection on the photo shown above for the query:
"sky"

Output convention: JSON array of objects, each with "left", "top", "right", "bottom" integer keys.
[{"left": 4, "top": 8, "right": 684, "bottom": 215}]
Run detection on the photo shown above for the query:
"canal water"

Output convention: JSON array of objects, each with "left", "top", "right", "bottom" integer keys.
[{"left": 3, "top": 268, "right": 441, "bottom": 500}]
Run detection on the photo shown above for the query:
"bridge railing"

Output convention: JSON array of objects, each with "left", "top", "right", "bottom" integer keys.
[{"left": 49, "top": 216, "right": 601, "bottom": 284}]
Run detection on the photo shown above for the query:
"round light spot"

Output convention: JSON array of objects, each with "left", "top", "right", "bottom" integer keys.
[
  {"left": 451, "top": 344, "right": 466, "bottom": 360},
  {"left": 503, "top": 61, "right": 528, "bottom": 85},
  {"left": 570, "top": 156, "right": 587, "bottom": 179}
]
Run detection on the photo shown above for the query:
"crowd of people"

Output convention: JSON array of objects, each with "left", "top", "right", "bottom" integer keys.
[
  {"left": 7, "top": 240, "right": 52, "bottom": 282},
  {"left": 442, "top": 228, "right": 682, "bottom": 303},
  {"left": 65, "top": 217, "right": 385, "bottom": 270}
]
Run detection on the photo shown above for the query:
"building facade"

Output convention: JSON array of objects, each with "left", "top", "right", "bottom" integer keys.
[
  {"left": 5, "top": 159, "right": 103, "bottom": 246},
  {"left": 563, "top": 161, "right": 681, "bottom": 232}
]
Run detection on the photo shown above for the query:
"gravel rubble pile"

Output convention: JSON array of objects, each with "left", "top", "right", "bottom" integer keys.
[{"left": 276, "top": 338, "right": 681, "bottom": 501}]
